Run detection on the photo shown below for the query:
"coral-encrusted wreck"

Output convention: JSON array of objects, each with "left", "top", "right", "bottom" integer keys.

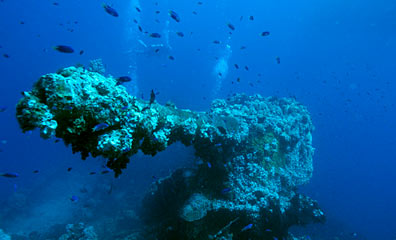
[{"left": 16, "top": 66, "right": 325, "bottom": 239}]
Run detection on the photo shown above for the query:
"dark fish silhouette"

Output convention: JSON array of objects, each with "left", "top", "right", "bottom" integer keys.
[
  {"left": 169, "top": 10, "right": 180, "bottom": 22},
  {"left": 103, "top": 4, "right": 119, "bottom": 17},
  {"left": 227, "top": 23, "right": 235, "bottom": 31},
  {"left": 149, "top": 33, "right": 161, "bottom": 38},
  {"left": 53, "top": 45, "right": 74, "bottom": 53},
  {"left": 0, "top": 172, "right": 19, "bottom": 178},
  {"left": 149, "top": 89, "right": 156, "bottom": 104},
  {"left": 116, "top": 76, "right": 132, "bottom": 85}
]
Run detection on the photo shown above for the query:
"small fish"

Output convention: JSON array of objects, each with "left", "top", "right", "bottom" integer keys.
[
  {"left": 149, "top": 89, "right": 156, "bottom": 104},
  {"left": 276, "top": 56, "right": 280, "bottom": 64},
  {"left": 155, "top": 10, "right": 160, "bottom": 14},
  {"left": 241, "top": 223, "right": 253, "bottom": 232},
  {"left": 53, "top": 2, "right": 59, "bottom": 6},
  {"left": 101, "top": 169, "right": 111, "bottom": 174},
  {"left": 240, "top": 46, "right": 246, "bottom": 50},
  {"left": 227, "top": 23, "right": 235, "bottom": 31},
  {"left": 192, "top": 11, "right": 197, "bottom": 15},
  {"left": 176, "top": 32, "right": 184, "bottom": 37},
  {"left": 169, "top": 10, "right": 180, "bottom": 22},
  {"left": 138, "top": 25, "right": 143, "bottom": 32},
  {"left": 207, "top": 162, "right": 212, "bottom": 168},
  {"left": 93, "top": 123, "right": 109, "bottom": 132},
  {"left": 79, "top": 50, "right": 84, "bottom": 55},
  {"left": 53, "top": 45, "right": 74, "bottom": 53},
  {"left": 149, "top": 32, "right": 161, "bottom": 38},
  {"left": 0, "top": 106, "right": 6, "bottom": 112},
  {"left": 234, "top": 64, "right": 239, "bottom": 69},
  {"left": 261, "top": 31, "right": 270, "bottom": 37},
  {"left": 0, "top": 172, "right": 19, "bottom": 178},
  {"left": 221, "top": 187, "right": 231, "bottom": 194},
  {"left": 116, "top": 76, "right": 132, "bottom": 85},
  {"left": 155, "top": 48, "right": 160, "bottom": 53},
  {"left": 245, "top": 66, "right": 249, "bottom": 71},
  {"left": 197, "top": 1, "right": 203, "bottom": 5},
  {"left": 3, "top": 53, "right": 10, "bottom": 58},
  {"left": 89, "top": 171, "right": 96, "bottom": 175},
  {"left": 67, "top": 167, "right": 72, "bottom": 172},
  {"left": 168, "top": 55, "right": 175, "bottom": 60},
  {"left": 213, "top": 40, "right": 221, "bottom": 44},
  {"left": 133, "top": 19, "right": 138, "bottom": 24},
  {"left": 33, "top": 170, "right": 40, "bottom": 174},
  {"left": 103, "top": 4, "right": 119, "bottom": 17},
  {"left": 70, "top": 195, "right": 79, "bottom": 202},
  {"left": 249, "top": 16, "right": 254, "bottom": 21},
  {"left": 135, "top": 7, "right": 141, "bottom": 12},
  {"left": 237, "top": 77, "right": 241, "bottom": 82}
]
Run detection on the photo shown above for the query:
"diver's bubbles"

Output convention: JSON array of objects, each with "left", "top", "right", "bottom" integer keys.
[{"left": 212, "top": 44, "right": 232, "bottom": 98}]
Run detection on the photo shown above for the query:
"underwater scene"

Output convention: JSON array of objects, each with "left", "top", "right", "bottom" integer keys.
[{"left": 0, "top": 0, "right": 395, "bottom": 239}]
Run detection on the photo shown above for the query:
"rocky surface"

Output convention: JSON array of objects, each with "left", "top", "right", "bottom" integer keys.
[
  {"left": 58, "top": 223, "right": 97, "bottom": 240},
  {"left": 16, "top": 66, "right": 324, "bottom": 239},
  {"left": 0, "top": 229, "right": 11, "bottom": 240}
]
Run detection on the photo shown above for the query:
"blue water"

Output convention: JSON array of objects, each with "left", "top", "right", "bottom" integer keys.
[{"left": 1, "top": 0, "right": 395, "bottom": 239}]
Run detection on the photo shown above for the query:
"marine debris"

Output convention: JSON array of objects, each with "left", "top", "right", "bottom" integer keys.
[{"left": 16, "top": 66, "right": 325, "bottom": 239}]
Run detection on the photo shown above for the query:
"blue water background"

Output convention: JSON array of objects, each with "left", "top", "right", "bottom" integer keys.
[{"left": 0, "top": 0, "right": 395, "bottom": 239}]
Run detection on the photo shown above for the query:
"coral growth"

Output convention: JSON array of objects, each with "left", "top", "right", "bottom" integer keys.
[
  {"left": 58, "top": 223, "right": 97, "bottom": 240},
  {"left": 16, "top": 66, "right": 324, "bottom": 239},
  {"left": 0, "top": 229, "right": 10, "bottom": 240}
]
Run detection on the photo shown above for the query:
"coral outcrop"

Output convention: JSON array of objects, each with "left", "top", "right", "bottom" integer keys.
[
  {"left": 16, "top": 66, "right": 324, "bottom": 239},
  {"left": 58, "top": 223, "right": 97, "bottom": 240},
  {"left": 0, "top": 229, "right": 11, "bottom": 240}
]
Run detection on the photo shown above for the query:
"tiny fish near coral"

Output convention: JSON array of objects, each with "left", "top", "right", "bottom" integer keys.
[
  {"left": 116, "top": 76, "right": 132, "bottom": 85},
  {"left": 241, "top": 223, "right": 253, "bottom": 232},
  {"left": 93, "top": 123, "right": 109, "bottom": 132}
]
